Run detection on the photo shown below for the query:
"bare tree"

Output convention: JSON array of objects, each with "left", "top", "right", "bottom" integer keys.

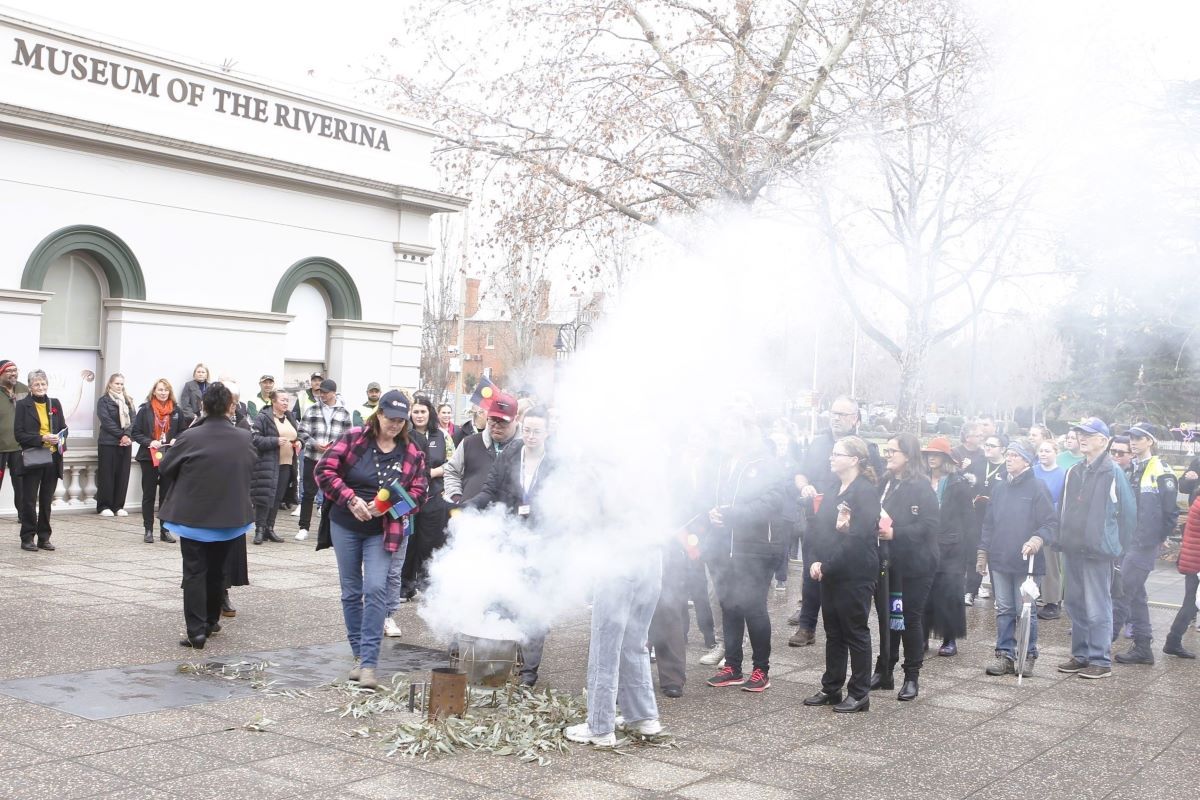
[
  {"left": 812, "top": 1, "right": 1037, "bottom": 430},
  {"left": 491, "top": 247, "right": 548, "bottom": 372},
  {"left": 384, "top": 0, "right": 880, "bottom": 236},
  {"left": 421, "top": 218, "right": 461, "bottom": 401}
]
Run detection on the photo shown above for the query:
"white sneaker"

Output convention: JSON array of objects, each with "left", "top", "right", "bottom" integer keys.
[
  {"left": 290, "top": 506, "right": 301, "bottom": 517},
  {"left": 624, "top": 718, "right": 663, "bottom": 736},
  {"left": 295, "top": 529, "right": 309, "bottom": 541},
  {"left": 699, "top": 642, "right": 725, "bottom": 666},
  {"left": 978, "top": 585, "right": 991, "bottom": 599},
  {"left": 115, "top": 509, "right": 129, "bottom": 517},
  {"left": 99, "top": 509, "right": 115, "bottom": 517},
  {"left": 563, "top": 723, "right": 616, "bottom": 747},
  {"left": 964, "top": 593, "right": 974, "bottom": 607},
  {"left": 383, "top": 617, "right": 402, "bottom": 638}
]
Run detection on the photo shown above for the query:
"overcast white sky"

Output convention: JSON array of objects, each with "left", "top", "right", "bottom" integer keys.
[{"left": 0, "top": 1, "right": 409, "bottom": 107}]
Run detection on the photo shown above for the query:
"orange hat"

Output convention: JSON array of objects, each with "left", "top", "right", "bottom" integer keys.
[{"left": 921, "top": 436, "right": 959, "bottom": 465}]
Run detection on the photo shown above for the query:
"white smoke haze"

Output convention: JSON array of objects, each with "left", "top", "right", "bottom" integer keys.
[{"left": 418, "top": 211, "right": 812, "bottom": 643}]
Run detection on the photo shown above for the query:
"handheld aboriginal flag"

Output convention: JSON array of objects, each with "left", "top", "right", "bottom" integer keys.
[
  {"left": 374, "top": 480, "right": 418, "bottom": 520},
  {"left": 469, "top": 375, "right": 498, "bottom": 411}
]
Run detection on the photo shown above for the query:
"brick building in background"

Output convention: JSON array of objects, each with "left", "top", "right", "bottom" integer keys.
[{"left": 447, "top": 277, "right": 604, "bottom": 395}]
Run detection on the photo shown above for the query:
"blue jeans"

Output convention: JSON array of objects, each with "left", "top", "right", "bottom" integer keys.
[
  {"left": 586, "top": 555, "right": 662, "bottom": 735},
  {"left": 331, "top": 520, "right": 394, "bottom": 668},
  {"left": 992, "top": 570, "right": 1038, "bottom": 659},
  {"left": 1062, "top": 554, "right": 1113, "bottom": 668},
  {"left": 384, "top": 533, "right": 411, "bottom": 615}
]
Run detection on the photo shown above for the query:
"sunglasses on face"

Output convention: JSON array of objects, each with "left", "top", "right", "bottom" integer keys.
[{"left": 1110, "top": 449, "right": 1130, "bottom": 456}]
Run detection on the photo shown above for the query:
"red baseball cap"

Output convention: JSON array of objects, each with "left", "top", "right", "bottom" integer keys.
[{"left": 487, "top": 392, "right": 519, "bottom": 422}]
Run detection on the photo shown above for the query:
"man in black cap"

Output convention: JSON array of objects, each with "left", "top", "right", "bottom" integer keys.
[
  {"left": 296, "top": 378, "right": 352, "bottom": 540},
  {"left": 1111, "top": 422, "right": 1180, "bottom": 665},
  {"left": 0, "top": 359, "right": 29, "bottom": 521}
]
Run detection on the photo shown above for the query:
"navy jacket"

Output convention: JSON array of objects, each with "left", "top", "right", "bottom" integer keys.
[{"left": 980, "top": 467, "right": 1058, "bottom": 575}]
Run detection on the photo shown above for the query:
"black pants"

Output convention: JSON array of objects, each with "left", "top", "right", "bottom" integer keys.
[
  {"left": 821, "top": 579, "right": 875, "bottom": 700},
  {"left": 96, "top": 444, "right": 132, "bottom": 514},
  {"left": 19, "top": 466, "right": 57, "bottom": 542},
  {"left": 1, "top": 450, "right": 24, "bottom": 518},
  {"left": 685, "top": 558, "right": 717, "bottom": 648},
  {"left": 877, "top": 571, "right": 934, "bottom": 677},
  {"left": 298, "top": 457, "right": 318, "bottom": 530},
  {"left": 400, "top": 506, "right": 450, "bottom": 591},
  {"left": 139, "top": 462, "right": 173, "bottom": 532},
  {"left": 255, "top": 465, "right": 290, "bottom": 533},
  {"left": 715, "top": 555, "right": 775, "bottom": 673},
  {"left": 180, "top": 536, "right": 237, "bottom": 640},
  {"left": 1168, "top": 573, "right": 1199, "bottom": 642},
  {"left": 649, "top": 548, "right": 689, "bottom": 690},
  {"left": 797, "top": 543, "right": 823, "bottom": 631}
]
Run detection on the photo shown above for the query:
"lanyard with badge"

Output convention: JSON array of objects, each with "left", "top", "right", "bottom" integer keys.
[{"left": 518, "top": 446, "right": 542, "bottom": 517}]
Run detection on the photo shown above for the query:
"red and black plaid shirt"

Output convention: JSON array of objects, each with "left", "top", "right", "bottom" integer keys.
[{"left": 314, "top": 427, "right": 427, "bottom": 552}]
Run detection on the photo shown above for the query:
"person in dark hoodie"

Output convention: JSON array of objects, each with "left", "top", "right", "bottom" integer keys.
[
  {"left": 803, "top": 435, "right": 881, "bottom": 713},
  {"left": 977, "top": 439, "right": 1058, "bottom": 678},
  {"left": 1110, "top": 423, "right": 1180, "bottom": 666},
  {"left": 702, "top": 412, "right": 788, "bottom": 693},
  {"left": 872, "top": 432, "right": 939, "bottom": 702}
]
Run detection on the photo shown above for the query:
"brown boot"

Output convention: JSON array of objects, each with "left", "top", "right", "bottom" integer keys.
[{"left": 789, "top": 628, "right": 815, "bottom": 647}]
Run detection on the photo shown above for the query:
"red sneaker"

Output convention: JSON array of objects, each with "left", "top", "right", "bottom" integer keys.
[
  {"left": 705, "top": 665, "right": 745, "bottom": 687},
  {"left": 741, "top": 667, "right": 770, "bottom": 692}
]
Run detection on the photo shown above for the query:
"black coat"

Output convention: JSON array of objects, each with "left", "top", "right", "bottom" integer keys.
[
  {"left": 13, "top": 395, "right": 67, "bottom": 479},
  {"left": 465, "top": 439, "right": 554, "bottom": 524},
  {"left": 811, "top": 474, "right": 881, "bottom": 584},
  {"left": 1180, "top": 456, "right": 1200, "bottom": 506},
  {"left": 96, "top": 394, "right": 136, "bottom": 446},
  {"left": 131, "top": 403, "right": 188, "bottom": 463},
  {"left": 932, "top": 472, "right": 974, "bottom": 571},
  {"left": 705, "top": 451, "right": 789, "bottom": 561},
  {"left": 879, "top": 474, "right": 941, "bottom": 578},
  {"left": 158, "top": 416, "right": 255, "bottom": 528},
  {"left": 249, "top": 411, "right": 296, "bottom": 512}
]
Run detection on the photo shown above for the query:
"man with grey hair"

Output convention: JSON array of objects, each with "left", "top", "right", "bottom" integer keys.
[
  {"left": 787, "top": 395, "right": 882, "bottom": 647},
  {"left": 0, "top": 359, "right": 28, "bottom": 520}
]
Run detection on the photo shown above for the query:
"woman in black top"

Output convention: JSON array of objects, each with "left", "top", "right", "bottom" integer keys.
[
  {"left": 923, "top": 437, "right": 974, "bottom": 656},
  {"left": 95, "top": 373, "right": 137, "bottom": 517},
  {"left": 13, "top": 370, "right": 67, "bottom": 552},
  {"left": 395, "top": 395, "right": 452, "bottom": 606},
  {"left": 803, "top": 435, "right": 880, "bottom": 713},
  {"left": 131, "top": 378, "right": 186, "bottom": 544},
  {"left": 873, "top": 433, "right": 939, "bottom": 701}
]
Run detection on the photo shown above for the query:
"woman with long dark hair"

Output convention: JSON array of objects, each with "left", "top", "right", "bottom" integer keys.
[
  {"left": 132, "top": 378, "right": 186, "bottom": 544},
  {"left": 316, "top": 390, "right": 427, "bottom": 690},
  {"left": 158, "top": 383, "right": 255, "bottom": 649},
  {"left": 872, "top": 433, "right": 939, "bottom": 701},
  {"left": 803, "top": 435, "right": 880, "bottom": 713},
  {"left": 923, "top": 437, "right": 973, "bottom": 656}
]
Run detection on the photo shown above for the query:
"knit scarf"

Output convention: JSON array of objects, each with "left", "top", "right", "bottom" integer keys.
[
  {"left": 150, "top": 397, "right": 174, "bottom": 441},
  {"left": 109, "top": 389, "right": 131, "bottom": 429}
]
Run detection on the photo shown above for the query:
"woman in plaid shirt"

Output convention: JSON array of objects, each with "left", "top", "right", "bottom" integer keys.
[{"left": 315, "top": 390, "right": 427, "bottom": 690}]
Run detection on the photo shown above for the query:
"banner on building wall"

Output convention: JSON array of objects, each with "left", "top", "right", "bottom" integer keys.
[{"left": 38, "top": 349, "right": 97, "bottom": 439}]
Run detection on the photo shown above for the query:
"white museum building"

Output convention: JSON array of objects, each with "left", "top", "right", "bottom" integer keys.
[{"left": 0, "top": 12, "right": 465, "bottom": 514}]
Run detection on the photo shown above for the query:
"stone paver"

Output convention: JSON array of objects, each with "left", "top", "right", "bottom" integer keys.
[{"left": 1, "top": 513, "right": 1198, "bottom": 799}]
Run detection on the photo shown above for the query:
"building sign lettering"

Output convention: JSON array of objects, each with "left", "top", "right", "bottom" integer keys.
[{"left": 11, "top": 36, "right": 391, "bottom": 151}]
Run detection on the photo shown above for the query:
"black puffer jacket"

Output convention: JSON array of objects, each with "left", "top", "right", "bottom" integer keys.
[
  {"left": 932, "top": 472, "right": 974, "bottom": 571},
  {"left": 249, "top": 411, "right": 295, "bottom": 512},
  {"left": 879, "top": 474, "right": 941, "bottom": 578}
]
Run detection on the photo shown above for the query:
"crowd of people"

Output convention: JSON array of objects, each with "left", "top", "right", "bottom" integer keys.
[{"left": 3, "top": 355, "right": 1200, "bottom": 742}]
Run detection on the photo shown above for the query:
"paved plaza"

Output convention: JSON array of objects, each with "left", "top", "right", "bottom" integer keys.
[{"left": 1, "top": 513, "right": 1197, "bottom": 800}]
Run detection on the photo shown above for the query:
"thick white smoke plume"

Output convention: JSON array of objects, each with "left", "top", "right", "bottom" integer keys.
[{"left": 418, "top": 213, "right": 811, "bottom": 643}]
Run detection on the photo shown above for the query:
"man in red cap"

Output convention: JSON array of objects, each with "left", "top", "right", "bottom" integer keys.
[
  {"left": 0, "top": 360, "right": 29, "bottom": 519},
  {"left": 444, "top": 390, "right": 519, "bottom": 508}
]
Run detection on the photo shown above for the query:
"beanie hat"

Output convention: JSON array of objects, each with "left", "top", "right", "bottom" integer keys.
[{"left": 1006, "top": 441, "right": 1035, "bottom": 466}]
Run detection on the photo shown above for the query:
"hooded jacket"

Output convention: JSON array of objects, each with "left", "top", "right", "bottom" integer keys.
[{"left": 980, "top": 467, "right": 1058, "bottom": 575}]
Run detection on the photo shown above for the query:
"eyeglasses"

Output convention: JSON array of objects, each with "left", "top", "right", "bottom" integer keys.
[
  {"left": 830, "top": 450, "right": 852, "bottom": 458},
  {"left": 487, "top": 418, "right": 512, "bottom": 426},
  {"left": 881, "top": 448, "right": 896, "bottom": 457},
  {"left": 984, "top": 442, "right": 1001, "bottom": 448},
  {"left": 1110, "top": 449, "right": 1131, "bottom": 456}
]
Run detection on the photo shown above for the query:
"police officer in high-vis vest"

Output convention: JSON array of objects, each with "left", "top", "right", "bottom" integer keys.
[{"left": 1112, "top": 422, "right": 1180, "bottom": 665}]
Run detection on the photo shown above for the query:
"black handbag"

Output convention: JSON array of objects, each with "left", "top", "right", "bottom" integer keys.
[{"left": 20, "top": 446, "right": 53, "bottom": 469}]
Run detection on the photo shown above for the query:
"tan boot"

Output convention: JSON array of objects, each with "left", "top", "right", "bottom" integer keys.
[
  {"left": 788, "top": 628, "right": 815, "bottom": 647},
  {"left": 358, "top": 667, "right": 378, "bottom": 690},
  {"left": 348, "top": 659, "right": 361, "bottom": 682}
]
